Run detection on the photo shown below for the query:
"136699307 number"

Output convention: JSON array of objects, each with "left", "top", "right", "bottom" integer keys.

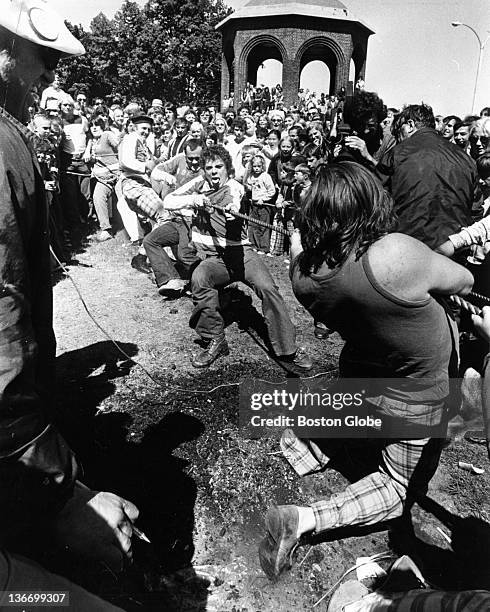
[{"left": 1, "top": 591, "right": 69, "bottom": 607}]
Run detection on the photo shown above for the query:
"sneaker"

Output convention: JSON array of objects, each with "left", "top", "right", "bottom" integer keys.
[
  {"left": 266, "top": 253, "right": 273, "bottom": 257},
  {"left": 327, "top": 580, "right": 369, "bottom": 612},
  {"left": 191, "top": 336, "right": 229, "bottom": 368},
  {"left": 122, "top": 239, "right": 142, "bottom": 248},
  {"left": 158, "top": 278, "right": 186, "bottom": 295},
  {"left": 257, "top": 250, "right": 265, "bottom": 255},
  {"left": 131, "top": 254, "right": 151, "bottom": 274},
  {"left": 259, "top": 505, "right": 301, "bottom": 580},
  {"left": 279, "top": 347, "right": 313, "bottom": 371},
  {"left": 96, "top": 230, "right": 113, "bottom": 242},
  {"left": 380, "top": 555, "right": 427, "bottom": 592}
]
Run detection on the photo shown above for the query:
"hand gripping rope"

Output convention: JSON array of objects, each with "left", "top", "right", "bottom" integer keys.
[{"left": 209, "top": 202, "right": 290, "bottom": 237}]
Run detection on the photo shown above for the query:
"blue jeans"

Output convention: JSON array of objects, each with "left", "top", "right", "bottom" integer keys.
[{"left": 190, "top": 247, "right": 296, "bottom": 356}]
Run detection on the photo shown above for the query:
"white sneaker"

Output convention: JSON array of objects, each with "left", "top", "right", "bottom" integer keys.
[
  {"left": 96, "top": 230, "right": 113, "bottom": 242},
  {"left": 158, "top": 278, "right": 186, "bottom": 295}
]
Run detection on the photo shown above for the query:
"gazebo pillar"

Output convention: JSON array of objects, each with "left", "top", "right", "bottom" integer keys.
[
  {"left": 220, "top": 53, "right": 230, "bottom": 111},
  {"left": 282, "top": 58, "right": 300, "bottom": 108}
]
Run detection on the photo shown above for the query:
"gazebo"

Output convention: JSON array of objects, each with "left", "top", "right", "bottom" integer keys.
[{"left": 216, "top": 0, "right": 374, "bottom": 108}]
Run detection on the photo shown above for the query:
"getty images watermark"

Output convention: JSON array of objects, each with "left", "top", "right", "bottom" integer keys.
[{"left": 239, "top": 377, "right": 476, "bottom": 438}]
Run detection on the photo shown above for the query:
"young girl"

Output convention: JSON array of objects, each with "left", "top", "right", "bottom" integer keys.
[
  {"left": 244, "top": 155, "right": 276, "bottom": 255},
  {"left": 270, "top": 162, "right": 296, "bottom": 257}
]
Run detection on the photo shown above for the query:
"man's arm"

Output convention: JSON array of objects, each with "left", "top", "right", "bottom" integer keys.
[
  {"left": 151, "top": 154, "right": 179, "bottom": 184},
  {"left": 164, "top": 176, "right": 205, "bottom": 211},
  {"left": 366, "top": 233, "right": 474, "bottom": 301}
]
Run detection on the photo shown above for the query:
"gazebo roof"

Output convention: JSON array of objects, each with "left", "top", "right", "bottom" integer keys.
[{"left": 216, "top": 0, "right": 374, "bottom": 34}]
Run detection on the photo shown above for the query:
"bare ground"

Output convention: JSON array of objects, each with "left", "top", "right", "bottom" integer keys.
[{"left": 47, "top": 233, "right": 490, "bottom": 611}]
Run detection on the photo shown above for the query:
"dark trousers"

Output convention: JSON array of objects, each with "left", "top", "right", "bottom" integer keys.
[
  {"left": 249, "top": 203, "right": 273, "bottom": 252},
  {"left": 190, "top": 247, "right": 296, "bottom": 356},
  {"left": 60, "top": 158, "right": 93, "bottom": 230},
  {"left": 143, "top": 218, "right": 198, "bottom": 287}
]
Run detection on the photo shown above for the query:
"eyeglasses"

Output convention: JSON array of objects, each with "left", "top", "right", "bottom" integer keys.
[{"left": 470, "top": 134, "right": 490, "bottom": 147}]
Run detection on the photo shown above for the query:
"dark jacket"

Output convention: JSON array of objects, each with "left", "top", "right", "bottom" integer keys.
[
  {"left": 0, "top": 108, "right": 77, "bottom": 542},
  {"left": 377, "top": 128, "right": 483, "bottom": 250}
]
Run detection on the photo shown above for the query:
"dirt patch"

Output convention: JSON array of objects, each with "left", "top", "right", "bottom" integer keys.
[{"left": 49, "top": 235, "right": 490, "bottom": 610}]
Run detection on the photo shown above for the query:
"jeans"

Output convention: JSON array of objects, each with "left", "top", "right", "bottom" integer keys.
[
  {"left": 143, "top": 218, "right": 198, "bottom": 286},
  {"left": 190, "top": 247, "right": 296, "bottom": 356},
  {"left": 60, "top": 157, "right": 93, "bottom": 229},
  {"left": 249, "top": 203, "right": 273, "bottom": 252}
]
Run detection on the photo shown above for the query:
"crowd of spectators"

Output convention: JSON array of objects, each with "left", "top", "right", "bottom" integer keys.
[{"left": 29, "top": 76, "right": 490, "bottom": 273}]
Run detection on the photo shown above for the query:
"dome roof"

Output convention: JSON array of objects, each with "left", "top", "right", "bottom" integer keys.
[{"left": 216, "top": 0, "right": 374, "bottom": 33}]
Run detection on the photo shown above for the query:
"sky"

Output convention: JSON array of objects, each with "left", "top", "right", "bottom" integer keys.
[{"left": 50, "top": 0, "right": 490, "bottom": 117}]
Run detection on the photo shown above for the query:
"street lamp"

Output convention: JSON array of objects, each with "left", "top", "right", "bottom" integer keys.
[{"left": 451, "top": 21, "right": 490, "bottom": 114}]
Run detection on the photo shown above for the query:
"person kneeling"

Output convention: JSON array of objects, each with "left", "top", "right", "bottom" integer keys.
[{"left": 164, "top": 145, "right": 313, "bottom": 370}]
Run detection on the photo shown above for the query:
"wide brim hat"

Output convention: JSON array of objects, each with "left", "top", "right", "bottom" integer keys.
[{"left": 1, "top": 0, "right": 85, "bottom": 57}]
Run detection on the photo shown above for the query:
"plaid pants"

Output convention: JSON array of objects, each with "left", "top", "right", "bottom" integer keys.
[
  {"left": 269, "top": 213, "right": 285, "bottom": 256},
  {"left": 121, "top": 177, "right": 169, "bottom": 223},
  {"left": 280, "top": 429, "right": 442, "bottom": 533}
]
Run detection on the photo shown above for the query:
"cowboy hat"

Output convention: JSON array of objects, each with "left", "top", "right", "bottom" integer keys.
[{"left": 0, "top": 0, "right": 85, "bottom": 56}]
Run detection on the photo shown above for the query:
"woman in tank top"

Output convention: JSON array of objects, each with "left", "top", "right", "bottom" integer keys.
[
  {"left": 259, "top": 161, "right": 474, "bottom": 581},
  {"left": 291, "top": 161, "right": 473, "bottom": 425}
]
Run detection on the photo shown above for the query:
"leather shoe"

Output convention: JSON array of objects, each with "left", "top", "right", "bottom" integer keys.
[
  {"left": 314, "top": 322, "right": 331, "bottom": 340},
  {"left": 259, "top": 505, "right": 300, "bottom": 580},
  {"left": 191, "top": 336, "right": 229, "bottom": 368},
  {"left": 131, "top": 254, "right": 151, "bottom": 274},
  {"left": 279, "top": 347, "right": 313, "bottom": 371}
]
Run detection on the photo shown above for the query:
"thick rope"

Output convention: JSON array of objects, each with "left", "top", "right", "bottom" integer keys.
[
  {"left": 211, "top": 202, "right": 290, "bottom": 236},
  {"left": 449, "top": 294, "right": 482, "bottom": 316}
]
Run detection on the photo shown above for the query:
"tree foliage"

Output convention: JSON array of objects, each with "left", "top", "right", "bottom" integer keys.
[{"left": 58, "top": 0, "right": 231, "bottom": 105}]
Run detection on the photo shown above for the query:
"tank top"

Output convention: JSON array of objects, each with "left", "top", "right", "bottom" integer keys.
[{"left": 291, "top": 248, "right": 458, "bottom": 426}]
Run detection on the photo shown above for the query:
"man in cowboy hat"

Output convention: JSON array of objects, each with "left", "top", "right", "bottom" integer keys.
[{"left": 0, "top": 2, "right": 137, "bottom": 607}]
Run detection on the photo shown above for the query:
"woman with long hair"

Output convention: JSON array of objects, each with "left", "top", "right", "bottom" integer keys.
[
  {"left": 260, "top": 161, "right": 474, "bottom": 580},
  {"left": 84, "top": 117, "right": 121, "bottom": 241}
]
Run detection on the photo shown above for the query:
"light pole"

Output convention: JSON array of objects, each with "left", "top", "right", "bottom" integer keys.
[{"left": 451, "top": 21, "right": 490, "bottom": 115}]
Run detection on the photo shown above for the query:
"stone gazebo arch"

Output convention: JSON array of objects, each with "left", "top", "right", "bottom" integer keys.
[
  {"left": 239, "top": 34, "right": 287, "bottom": 88},
  {"left": 296, "top": 36, "right": 346, "bottom": 95},
  {"left": 216, "top": 0, "right": 374, "bottom": 109}
]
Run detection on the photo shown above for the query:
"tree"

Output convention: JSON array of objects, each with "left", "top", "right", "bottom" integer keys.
[{"left": 57, "top": 0, "right": 231, "bottom": 106}]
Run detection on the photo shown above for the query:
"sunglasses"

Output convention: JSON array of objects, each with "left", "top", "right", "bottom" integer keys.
[{"left": 470, "top": 135, "right": 490, "bottom": 147}]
